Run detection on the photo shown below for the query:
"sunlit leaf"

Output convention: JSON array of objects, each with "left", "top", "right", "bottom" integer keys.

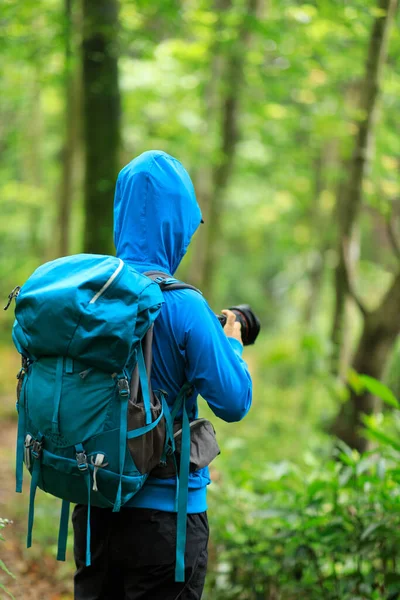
[{"left": 358, "top": 375, "right": 399, "bottom": 409}]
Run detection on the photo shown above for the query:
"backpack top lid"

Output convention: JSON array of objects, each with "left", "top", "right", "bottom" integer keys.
[{"left": 12, "top": 254, "right": 164, "bottom": 373}]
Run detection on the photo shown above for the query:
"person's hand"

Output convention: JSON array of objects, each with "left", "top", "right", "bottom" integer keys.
[{"left": 221, "top": 309, "right": 243, "bottom": 345}]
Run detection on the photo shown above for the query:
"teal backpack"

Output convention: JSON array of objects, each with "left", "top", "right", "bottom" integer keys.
[{"left": 8, "top": 254, "right": 195, "bottom": 582}]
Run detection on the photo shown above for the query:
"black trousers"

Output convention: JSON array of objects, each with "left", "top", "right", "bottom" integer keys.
[{"left": 72, "top": 505, "right": 209, "bottom": 600}]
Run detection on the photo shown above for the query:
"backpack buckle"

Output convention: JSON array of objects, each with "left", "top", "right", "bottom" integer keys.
[
  {"left": 31, "top": 440, "right": 42, "bottom": 459},
  {"left": 76, "top": 451, "right": 88, "bottom": 471},
  {"left": 4, "top": 286, "right": 21, "bottom": 311},
  {"left": 24, "top": 435, "right": 34, "bottom": 469},
  {"left": 16, "top": 368, "right": 26, "bottom": 380},
  {"left": 117, "top": 378, "right": 130, "bottom": 398}
]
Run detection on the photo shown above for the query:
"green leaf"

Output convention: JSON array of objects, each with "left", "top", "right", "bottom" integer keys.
[
  {"left": 339, "top": 466, "right": 353, "bottom": 487},
  {"left": 360, "top": 522, "right": 381, "bottom": 541},
  {"left": 0, "top": 583, "right": 15, "bottom": 599},
  {"left": 335, "top": 439, "right": 355, "bottom": 460},
  {"left": 0, "top": 559, "right": 15, "bottom": 579},
  {"left": 376, "top": 458, "right": 386, "bottom": 480},
  {"left": 358, "top": 375, "right": 399, "bottom": 408},
  {"left": 364, "top": 425, "right": 400, "bottom": 453},
  {"left": 356, "top": 455, "right": 376, "bottom": 476}
]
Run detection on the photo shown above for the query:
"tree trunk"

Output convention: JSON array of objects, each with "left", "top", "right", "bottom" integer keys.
[
  {"left": 58, "top": 0, "right": 81, "bottom": 257},
  {"left": 189, "top": 0, "right": 263, "bottom": 300},
  {"left": 303, "top": 154, "right": 328, "bottom": 326},
  {"left": 23, "top": 77, "right": 44, "bottom": 259},
  {"left": 187, "top": 41, "right": 224, "bottom": 288},
  {"left": 82, "top": 0, "right": 120, "bottom": 255},
  {"left": 201, "top": 77, "right": 240, "bottom": 298},
  {"left": 304, "top": 140, "right": 340, "bottom": 326},
  {"left": 330, "top": 0, "right": 397, "bottom": 374},
  {"left": 333, "top": 272, "right": 400, "bottom": 451}
]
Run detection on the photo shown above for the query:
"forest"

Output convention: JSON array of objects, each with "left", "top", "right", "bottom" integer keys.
[{"left": 1, "top": 0, "right": 400, "bottom": 598}]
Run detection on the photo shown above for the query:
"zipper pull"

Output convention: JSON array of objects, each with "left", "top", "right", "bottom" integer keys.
[
  {"left": 4, "top": 286, "right": 21, "bottom": 311},
  {"left": 24, "top": 435, "right": 33, "bottom": 470},
  {"left": 91, "top": 454, "right": 108, "bottom": 492}
]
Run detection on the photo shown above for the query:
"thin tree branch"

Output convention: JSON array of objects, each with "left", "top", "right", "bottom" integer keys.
[{"left": 341, "top": 239, "right": 369, "bottom": 317}]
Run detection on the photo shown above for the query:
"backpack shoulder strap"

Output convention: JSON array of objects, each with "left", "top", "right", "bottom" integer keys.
[
  {"left": 145, "top": 271, "right": 202, "bottom": 295},
  {"left": 134, "top": 272, "right": 201, "bottom": 397},
  {"left": 129, "top": 325, "right": 154, "bottom": 404}
]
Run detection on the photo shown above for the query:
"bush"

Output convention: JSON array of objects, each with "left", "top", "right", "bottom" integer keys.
[{"left": 205, "top": 413, "right": 400, "bottom": 600}]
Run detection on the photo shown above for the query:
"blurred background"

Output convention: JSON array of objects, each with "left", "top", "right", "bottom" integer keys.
[{"left": 1, "top": 0, "right": 400, "bottom": 598}]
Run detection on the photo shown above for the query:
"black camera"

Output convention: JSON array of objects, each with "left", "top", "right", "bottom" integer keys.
[{"left": 217, "top": 304, "right": 260, "bottom": 346}]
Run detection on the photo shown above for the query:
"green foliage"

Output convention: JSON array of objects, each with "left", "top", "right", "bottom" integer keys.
[
  {"left": 205, "top": 413, "right": 400, "bottom": 600},
  {"left": 349, "top": 370, "right": 400, "bottom": 410},
  {"left": 0, "top": 518, "right": 16, "bottom": 599}
]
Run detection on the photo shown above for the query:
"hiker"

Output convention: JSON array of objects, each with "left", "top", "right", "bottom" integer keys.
[{"left": 72, "top": 150, "right": 253, "bottom": 599}]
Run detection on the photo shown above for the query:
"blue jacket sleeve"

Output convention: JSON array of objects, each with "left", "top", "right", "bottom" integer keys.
[{"left": 183, "top": 292, "right": 252, "bottom": 423}]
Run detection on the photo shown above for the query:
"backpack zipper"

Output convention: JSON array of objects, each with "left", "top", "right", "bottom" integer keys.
[{"left": 89, "top": 259, "right": 124, "bottom": 304}]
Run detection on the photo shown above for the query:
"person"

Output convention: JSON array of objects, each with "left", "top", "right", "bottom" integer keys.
[{"left": 72, "top": 150, "right": 252, "bottom": 600}]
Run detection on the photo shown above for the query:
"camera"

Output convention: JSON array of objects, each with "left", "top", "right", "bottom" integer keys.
[{"left": 216, "top": 304, "right": 260, "bottom": 346}]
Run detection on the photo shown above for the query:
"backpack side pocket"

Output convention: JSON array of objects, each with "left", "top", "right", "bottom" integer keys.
[
  {"left": 151, "top": 418, "right": 220, "bottom": 479},
  {"left": 127, "top": 395, "right": 166, "bottom": 475}
]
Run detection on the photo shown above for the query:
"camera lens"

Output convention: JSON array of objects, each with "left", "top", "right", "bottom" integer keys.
[{"left": 216, "top": 305, "right": 260, "bottom": 346}]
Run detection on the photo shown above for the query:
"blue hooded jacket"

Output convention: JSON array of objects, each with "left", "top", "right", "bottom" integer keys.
[{"left": 114, "top": 150, "right": 252, "bottom": 513}]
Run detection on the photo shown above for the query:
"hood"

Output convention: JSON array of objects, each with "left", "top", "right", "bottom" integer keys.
[{"left": 114, "top": 150, "right": 202, "bottom": 275}]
